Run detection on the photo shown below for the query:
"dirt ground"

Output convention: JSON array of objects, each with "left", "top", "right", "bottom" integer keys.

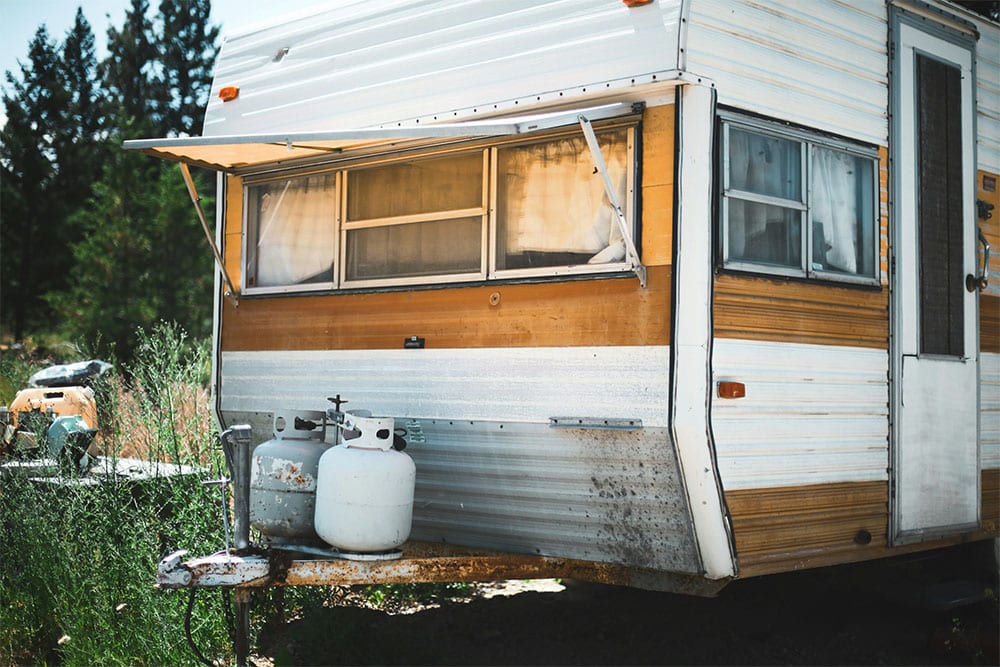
[{"left": 255, "top": 545, "right": 998, "bottom": 666}]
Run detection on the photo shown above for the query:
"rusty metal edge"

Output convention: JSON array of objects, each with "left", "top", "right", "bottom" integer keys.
[{"left": 157, "top": 542, "right": 729, "bottom": 597}]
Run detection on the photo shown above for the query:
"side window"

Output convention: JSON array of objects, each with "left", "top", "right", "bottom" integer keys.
[
  {"left": 343, "top": 152, "right": 487, "bottom": 285},
  {"left": 245, "top": 172, "right": 337, "bottom": 290},
  {"left": 720, "top": 114, "right": 878, "bottom": 284},
  {"left": 495, "top": 129, "right": 631, "bottom": 274},
  {"left": 241, "top": 120, "right": 637, "bottom": 293}
]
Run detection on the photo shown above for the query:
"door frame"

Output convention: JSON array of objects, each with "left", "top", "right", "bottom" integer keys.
[{"left": 888, "top": 2, "right": 981, "bottom": 545}]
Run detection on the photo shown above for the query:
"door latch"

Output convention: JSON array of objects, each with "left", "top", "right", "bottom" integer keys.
[{"left": 966, "top": 226, "right": 990, "bottom": 292}]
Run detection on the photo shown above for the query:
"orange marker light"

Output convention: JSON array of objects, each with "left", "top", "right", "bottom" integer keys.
[
  {"left": 717, "top": 381, "right": 746, "bottom": 399},
  {"left": 218, "top": 86, "right": 240, "bottom": 102},
  {"left": 623, "top": 0, "right": 654, "bottom": 6}
]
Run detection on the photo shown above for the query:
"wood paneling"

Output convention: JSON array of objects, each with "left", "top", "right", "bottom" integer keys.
[
  {"left": 726, "top": 481, "right": 889, "bottom": 577},
  {"left": 714, "top": 274, "right": 889, "bottom": 348},
  {"left": 221, "top": 265, "right": 670, "bottom": 351},
  {"left": 640, "top": 104, "right": 674, "bottom": 266},
  {"left": 983, "top": 294, "right": 1000, "bottom": 353},
  {"left": 983, "top": 468, "right": 1000, "bottom": 536},
  {"left": 979, "top": 170, "right": 999, "bottom": 249},
  {"left": 728, "top": 476, "right": 1000, "bottom": 578},
  {"left": 979, "top": 170, "right": 999, "bottom": 353}
]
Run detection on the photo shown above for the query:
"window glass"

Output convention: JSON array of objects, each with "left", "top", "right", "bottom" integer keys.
[
  {"left": 810, "top": 147, "right": 875, "bottom": 278},
  {"left": 728, "top": 128, "right": 801, "bottom": 200},
  {"left": 496, "top": 129, "right": 630, "bottom": 271},
  {"left": 345, "top": 217, "right": 482, "bottom": 281},
  {"left": 721, "top": 116, "right": 877, "bottom": 284},
  {"left": 727, "top": 202, "right": 802, "bottom": 268},
  {"left": 347, "top": 153, "right": 483, "bottom": 221},
  {"left": 246, "top": 173, "right": 337, "bottom": 288}
]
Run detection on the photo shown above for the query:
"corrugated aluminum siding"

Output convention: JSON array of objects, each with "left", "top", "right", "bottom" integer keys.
[
  {"left": 218, "top": 347, "right": 699, "bottom": 572},
  {"left": 712, "top": 339, "right": 890, "bottom": 490},
  {"left": 405, "top": 420, "right": 700, "bottom": 572},
  {"left": 685, "top": 0, "right": 888, "bottom": 146},
  {"left": 203, "top": 0, "right": 683, "bottom": 135},
  {"left": 219, "top": 347, "right": 670, "bottom": 425}
]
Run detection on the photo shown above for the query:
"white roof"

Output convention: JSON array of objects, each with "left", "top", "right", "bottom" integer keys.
[{"left": 200, "top": 0, "right": 685, "bottom": 136}]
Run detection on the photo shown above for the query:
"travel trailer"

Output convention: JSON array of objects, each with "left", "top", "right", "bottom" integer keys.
[{"left": 127, "top": 0, "right": 998, "bottom": 661}]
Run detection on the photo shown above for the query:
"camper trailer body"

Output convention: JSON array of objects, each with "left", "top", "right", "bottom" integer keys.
[{"left": 131, "top": 0, "right": 999, "bottom": 591}]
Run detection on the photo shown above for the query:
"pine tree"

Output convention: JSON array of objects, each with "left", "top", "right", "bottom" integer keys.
[
  {"left": 102, "top": 0, "right": 159, "bottom": 137},
  {"left": 0, "top": 26, "right": 71, "bottom": 340},
  {"left": 157, "top": 0, "right": 220, "bottom": 136}
]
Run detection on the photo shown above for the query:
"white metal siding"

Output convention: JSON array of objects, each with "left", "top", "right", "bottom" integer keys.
[
  {"left": 984, "top": 351, "right": 1000, "bottom": 469},
  {"left": 217, "top": 347, "right": 699, "bottom": 572},
  {"left": 712, "top": 339, "right": 889, "bottom": 490},
  {"left": 204, "top": 0, "right": 683, "bottom": 136},
  {"left": 685, "top": 0, "right": 888, "bottom": 146},
  {"left": 969, "top": 10, "right": 1000, "bottom": 173},
  {"left": 219, "top": 346, "right": 670, "bottom": 426},
  {"left": 405, "top": 420, "right": 700, "bottom": 572}
]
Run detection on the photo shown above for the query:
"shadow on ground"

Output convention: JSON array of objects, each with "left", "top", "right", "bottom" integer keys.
[{"left": 256, "top": 545, "right": 998, "bottom": 665}]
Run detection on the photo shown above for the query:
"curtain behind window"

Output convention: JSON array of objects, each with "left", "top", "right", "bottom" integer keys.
[
  {"left": 248, "top": 174, "right": 337, "bottom": 287},
  {"left": 497, "top": 130, "right": 628, "bottom": 268}
]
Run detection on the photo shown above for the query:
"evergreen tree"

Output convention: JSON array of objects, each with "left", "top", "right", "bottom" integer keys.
[
  {"left": 3, "top": 2, "right": 220, "bottom": 357},
  {"left": 157, "top": 0, "right": 220, "bottom": 136},
  {"left": 0, "top": 26, "right": 71, "bottom": 340},
  {"left": 102, "top": 0, "right": 159, "bottom": 137}
]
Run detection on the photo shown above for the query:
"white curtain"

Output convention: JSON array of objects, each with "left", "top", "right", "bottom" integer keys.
[
  {"left": 810, "top": 147, "right": 858, "bottom": 274},
  {"left": 252, "top": 174, "right": 336, "bottom": 286},
  {"left": 499, "top": 131, "right": 628, "bottom": 262}
]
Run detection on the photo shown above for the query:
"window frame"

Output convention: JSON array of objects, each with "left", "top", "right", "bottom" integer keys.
[
  {"left": 240, "top": 120, "right": 639, "bottom": 295},
  {"left": 718, "top": 111, "right": 880, "bottom": 286}
]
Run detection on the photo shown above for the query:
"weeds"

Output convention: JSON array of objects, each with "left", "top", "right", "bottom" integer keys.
[{"left": 0, "top": 322, "right": 230, "bottom": 665}]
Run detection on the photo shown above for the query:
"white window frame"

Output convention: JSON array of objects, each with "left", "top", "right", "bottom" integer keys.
[
  {"left": 241, "top": 121, "right": 639, "bottom": 294},
  {"left": 719, "top": 112, "right": 880, "bottom": 286},
  {"left": 241, "top": 171, "right": 341, "bottom": 296},
  {"left": 340, "top": 150, "right": 490, "bottom": 289}
]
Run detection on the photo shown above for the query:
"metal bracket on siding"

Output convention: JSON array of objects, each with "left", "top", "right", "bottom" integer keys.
[
  {"left": 549, "top": 417, "right": 643, "bottom": 430},
  {"left": 578, "top": 115, "right": 647, "bottom": 288}
]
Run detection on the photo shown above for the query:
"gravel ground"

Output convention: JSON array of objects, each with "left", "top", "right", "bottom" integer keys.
[{"left": 255, "top": 546, "right": 998, "bottom": 666}]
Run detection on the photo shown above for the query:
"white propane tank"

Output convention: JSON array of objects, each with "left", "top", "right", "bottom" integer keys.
[
  {"left": 314, "top": 412, "right": 416, "bottom": 553},
  {"left": 250, "top": 411, "right": 331, "bottom": 543}
]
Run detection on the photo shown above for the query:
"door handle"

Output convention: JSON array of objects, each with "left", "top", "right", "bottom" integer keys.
[{"left": 966, "top": 227, "right": 990, "bottom": 292}]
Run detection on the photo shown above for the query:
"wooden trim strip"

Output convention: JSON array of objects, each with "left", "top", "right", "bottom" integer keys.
[
  {"left": 727, "top": 476, "right": 999, "bottom": 578},
  {"left": 714, "top": 274, "right": 889, "bottom": 348},
  {"left": 221, "top": 265, "right": 671, "bottom": 351}
]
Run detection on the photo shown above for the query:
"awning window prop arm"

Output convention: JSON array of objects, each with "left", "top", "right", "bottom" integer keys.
[
  {"left": 179, "top": 163, "right": 240, "bottom": 305},
  {"left": 578, "top": 115, "right": 646, "bottom": 288}
]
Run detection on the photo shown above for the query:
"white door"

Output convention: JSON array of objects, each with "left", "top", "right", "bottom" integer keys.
[{"left": 891, "top": 18, "right": 979, "bottom": 543}]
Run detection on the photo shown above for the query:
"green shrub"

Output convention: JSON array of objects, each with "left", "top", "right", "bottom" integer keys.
[{"left": 0, "top": 323, "right": 231, "bottom": 665}]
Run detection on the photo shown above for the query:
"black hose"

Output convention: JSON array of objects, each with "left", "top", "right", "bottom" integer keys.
[{"left": 185, "top": 588, "right": 216, "bottom": 667}]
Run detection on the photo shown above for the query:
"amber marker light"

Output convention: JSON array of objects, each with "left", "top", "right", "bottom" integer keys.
[
  {"left": 218, "top": 86, "right": 240, "bottom": 102},
  {"left": 717, "top": 381, "right": 746, "bottom": 399},
  {"left": 623, "top": 0, "right": 654, "bottom": 6}
]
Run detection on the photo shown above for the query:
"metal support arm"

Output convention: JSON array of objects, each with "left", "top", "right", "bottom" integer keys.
[{"left": 579, "top": 115, "right": 647, "bottom": 288}]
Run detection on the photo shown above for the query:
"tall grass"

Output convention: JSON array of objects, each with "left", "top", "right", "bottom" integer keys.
[{"left": 0, "top": 323, "right": 232, "bottom": 665}]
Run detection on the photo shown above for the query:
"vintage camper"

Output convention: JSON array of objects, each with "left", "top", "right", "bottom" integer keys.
[{"left": 127, "top": 0, "right": 999, "bottom": 660}]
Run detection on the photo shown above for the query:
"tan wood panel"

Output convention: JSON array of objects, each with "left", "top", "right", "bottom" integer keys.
[
  {"left": 714, "top": 274, "right": 889, "bottom": 348},
  {"left": 983, "top": 294, "right": 999, "bottom": 353},
  {"left": 979, "top": 170, "right": 999, "bottom": 249},
  {"left": 727, "top": 477, "right": 999, "bottom": 578},
  {"left": 221, "top": 265, "right": 670, "bottom": 351},
  {"left": 983, "top": 468, "right": 1000, "bottom": 536},
  {"left": 640, "top": 104, "right": 674, "bottom": 266}
]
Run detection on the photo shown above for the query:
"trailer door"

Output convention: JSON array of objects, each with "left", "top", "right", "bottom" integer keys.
[{"left": 891, "top": 13, "right": 979, "bottom": 543}]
